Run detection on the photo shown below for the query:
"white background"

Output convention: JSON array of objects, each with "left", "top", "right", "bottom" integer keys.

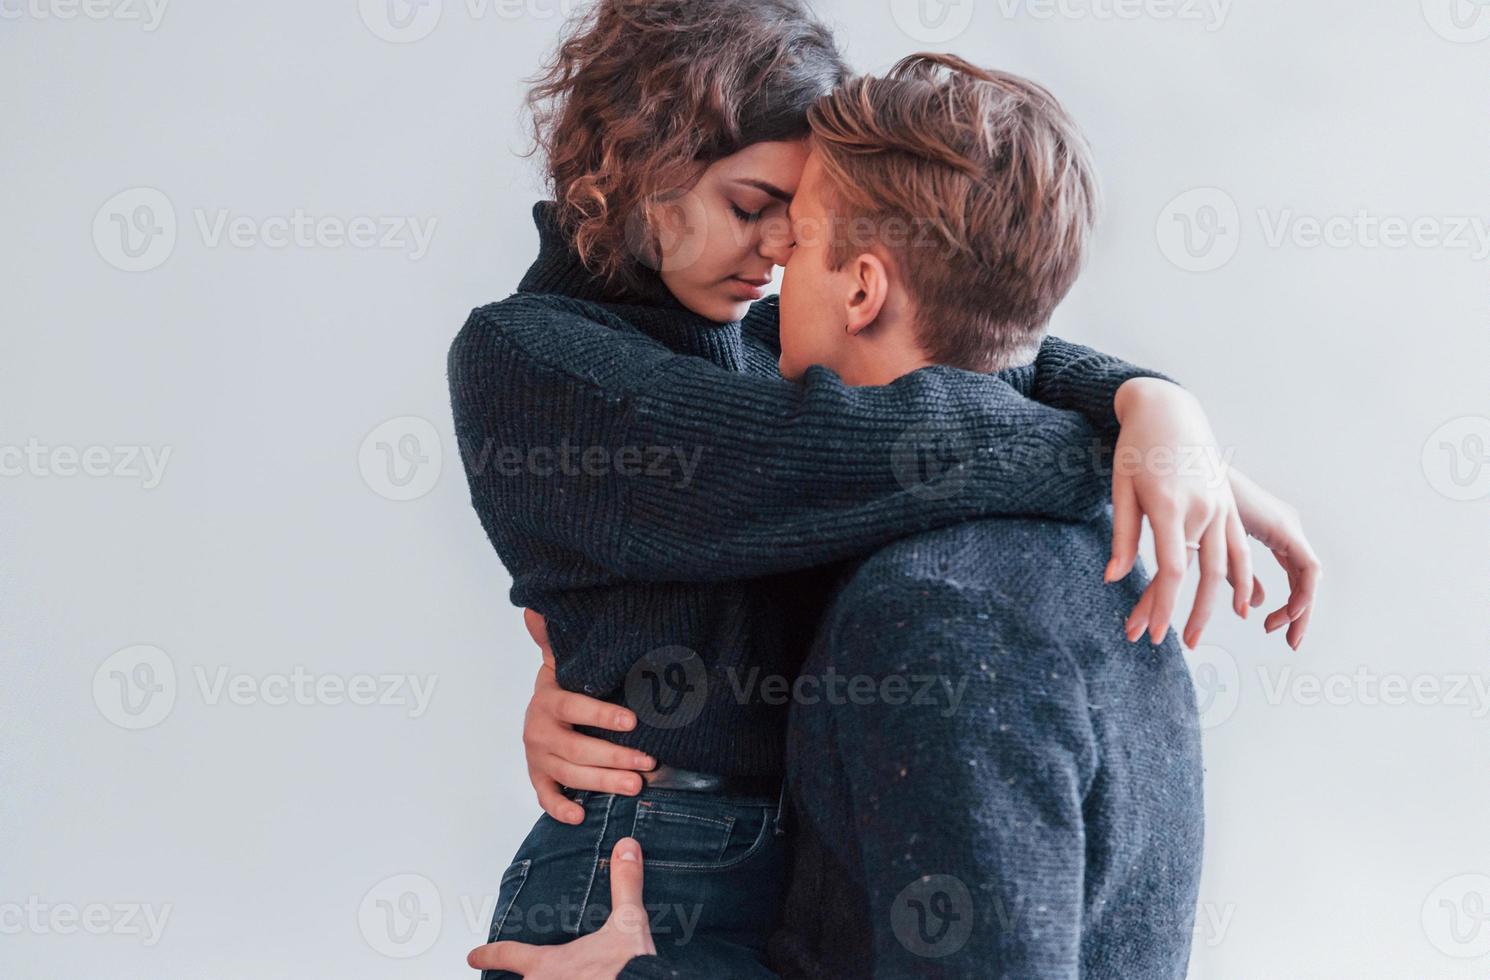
[{"left": 3, "top": 1, "right": 1488, "bottom": 977}]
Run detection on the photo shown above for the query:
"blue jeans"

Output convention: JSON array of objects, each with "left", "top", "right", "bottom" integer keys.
[{"left": 482, "top": 785, "right": 788, "bottom": 980}]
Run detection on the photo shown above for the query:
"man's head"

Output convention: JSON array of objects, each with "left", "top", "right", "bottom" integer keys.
[{"left": 777, "top": 54, "right": 1100, "bottom": 384}]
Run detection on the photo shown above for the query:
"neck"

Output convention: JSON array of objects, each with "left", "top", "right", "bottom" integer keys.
[{"left": 836, "top": 302, "right": 934, "bottom": 386}]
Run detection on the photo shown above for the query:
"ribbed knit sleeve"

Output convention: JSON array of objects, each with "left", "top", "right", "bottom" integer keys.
[
  {"left": 1030, "top": 336, "right": 1177, "bottom": 443},
  {"left": 448, "top": 294, "right": 1110, "bottom": 584}
]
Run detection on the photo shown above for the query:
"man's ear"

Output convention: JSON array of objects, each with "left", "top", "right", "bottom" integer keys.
[{"left": 844, "top": 251, "right": 891, "bottom": 337}]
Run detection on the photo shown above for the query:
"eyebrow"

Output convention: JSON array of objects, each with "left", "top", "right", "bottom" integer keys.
[{"left": 734, "top": 179, "right": 793, "bottom": 204}]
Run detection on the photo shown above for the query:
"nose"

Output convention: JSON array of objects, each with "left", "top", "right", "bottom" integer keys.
[{"left": 757, "top": 214, "right": 796, "bottom": 266}]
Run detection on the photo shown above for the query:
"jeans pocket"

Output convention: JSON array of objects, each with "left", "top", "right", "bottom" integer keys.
[
  {"left": 487, "top": 859, "right": 531, "bottom": 943},
  {"left": 630, "top": 797, "right": 772, "bottom": 872}
]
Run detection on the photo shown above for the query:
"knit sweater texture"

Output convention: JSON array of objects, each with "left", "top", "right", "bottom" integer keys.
[{"left": 446, "top": 201, "right": 1171, "bottom": 778}]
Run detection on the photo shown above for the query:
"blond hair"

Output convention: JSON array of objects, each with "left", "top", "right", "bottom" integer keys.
[{"left": 808, "top": 53, "right": 1099, "bottom": 370}]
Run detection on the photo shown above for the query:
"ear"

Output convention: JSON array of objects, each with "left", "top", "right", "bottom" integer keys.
[{"left": 844, "top": 251, "right": 891, "bottom": 337}]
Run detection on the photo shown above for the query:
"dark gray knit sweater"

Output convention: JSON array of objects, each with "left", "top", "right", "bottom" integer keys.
[
  {"left": 446, "top": 201, "right": 1169, "bottom": 779},
  {"left": 765, "top": 516, "right": 1205, "bottom": 979}
]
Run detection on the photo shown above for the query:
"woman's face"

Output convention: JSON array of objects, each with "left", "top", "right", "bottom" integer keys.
[{"left": 652, "top": 139, "right": 809, "bottom": 324}]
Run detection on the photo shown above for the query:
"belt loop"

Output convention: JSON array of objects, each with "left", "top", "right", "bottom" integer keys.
[{"left": 773, "top": 780, "right": 789, "bottom": 837}]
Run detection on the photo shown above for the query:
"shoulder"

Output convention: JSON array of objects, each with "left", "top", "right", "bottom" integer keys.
[{"left": 448, "top": 293, "right": 672, "bottom": 391}]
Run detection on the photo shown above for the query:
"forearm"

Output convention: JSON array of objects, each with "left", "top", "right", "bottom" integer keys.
[
  {"left": 451, "top": 301, "right": 1110, "bottom": 584},
  {"left": 1033, "top": 335, "right": 1178, "bottom": 443}
]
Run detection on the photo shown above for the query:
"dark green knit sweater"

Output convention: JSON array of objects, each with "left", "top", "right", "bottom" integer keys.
[{"left": 446, "top": 201, "right": 1169, "bottom": 778}]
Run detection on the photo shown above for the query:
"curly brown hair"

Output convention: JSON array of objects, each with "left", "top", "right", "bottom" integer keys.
[{"left": 527, "top": 0, "right": 845, "bottom": 297}]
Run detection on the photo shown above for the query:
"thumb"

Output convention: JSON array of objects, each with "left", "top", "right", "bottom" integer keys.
[
  {"left": 523, "top": 608, "right": 552, "bottom": 655},
  {"left": 606, "top": 838, "right": 652, "bottom": 945}
]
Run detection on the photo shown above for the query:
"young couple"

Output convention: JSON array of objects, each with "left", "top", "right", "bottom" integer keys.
[{"left": 447, "top": 1, "right": 1320, "bottom": 977}]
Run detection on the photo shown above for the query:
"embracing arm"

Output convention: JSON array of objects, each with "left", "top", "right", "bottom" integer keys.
[{"left": 449, "top": 296, "right": 1108, "bottom": 584}]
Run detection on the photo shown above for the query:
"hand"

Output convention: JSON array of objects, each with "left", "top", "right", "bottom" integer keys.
[
  {"left": 1228, "top": 469, "right": 1322, "bottom": 650},
  {"left": 521, "top": 610, "right": 654, "bottom": 825},
  {"left": 1107, "top": 379, "right": 1253, "bottom": 649},
  {"left": 468, "top": 837, "right": 657, "bottom": 978}
]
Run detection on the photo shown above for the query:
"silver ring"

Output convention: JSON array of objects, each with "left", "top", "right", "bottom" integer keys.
[{"left": 1185, "top": 542, "right": 1201, "bottom": 551}]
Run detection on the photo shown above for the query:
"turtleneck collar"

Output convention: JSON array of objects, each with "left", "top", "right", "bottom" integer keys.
[{"left": 517, "top": 201, "right": 745, "bottom": 370}]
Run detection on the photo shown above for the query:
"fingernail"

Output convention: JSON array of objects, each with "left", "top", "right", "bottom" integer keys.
[
  {"left": 635, "top": 755, "right": 654, "bottom": 769},
  {"left": 616, "top": 713, "right": 636, "bottom": 731},
  {"left": 617, "top": 839, "right": 639, "bottom": 862}
]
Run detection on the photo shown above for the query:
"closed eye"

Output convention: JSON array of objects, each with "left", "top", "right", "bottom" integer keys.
[{"left": 731, "top": 204, "right": 764, "bottom": 224}]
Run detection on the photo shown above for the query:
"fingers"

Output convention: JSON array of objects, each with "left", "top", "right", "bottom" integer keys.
[
  {"left": 607, "top": 838, "right": 647, "bottom": 930},
  {"left": 1288, "top": 550, "right": 1322, "bottom": 621},
  {"left": 1125, "top": 586, "right": 1156, "bottom": 644},
  {"left": 551, "top": 690, "right": 638, "bottom": 734},
  {"left": 1106, "top": 474, "right": 1141, "bottom": 583},
  {"left": 1286, "top": 603, "right": 1313, "bottom": 651},
  {"left": 1182, "top": 517, "right": 1228, "bottom": 649},
  {"left": 544, "top": 757, "right": 644, "bottom": 797},
  {"left": 533, "top": 775, "right": 584, "bottom": 826},
  {"left": 1224, "top": 507, "right": 1254, "bottom": 618},
  {"left": 468, "top": 940, "right": 544, "bottom": 974},
  {"left": 1143, "top": 504, "right": 1193, "bottom": 644},
  {"left": 1250, "top": 576, "right": 1266, "bottom": 608},
  {"left": 555, "top": 730, "right": 654, "bottom": 772}
]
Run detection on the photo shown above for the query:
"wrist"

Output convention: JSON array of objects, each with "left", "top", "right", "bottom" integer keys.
[{"left": 1113, "top": 377, "right": 1189, "bottom": 425}]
